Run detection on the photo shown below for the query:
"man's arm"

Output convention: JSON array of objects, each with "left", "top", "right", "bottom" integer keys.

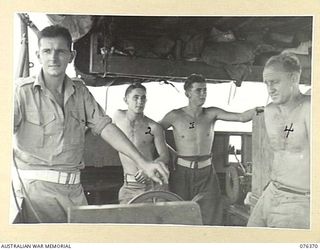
[
  {"left": 100, "top": 123, "right": 169, "bottom": 185},
  {"left": 214, "top": 107, "right": 264, "bottom": 122},
  {"left": 152, "top": 123, "right": 170, "bottom": 165},
  {"left": 159, "top": 110, "right": 174, "bottom": 130}
]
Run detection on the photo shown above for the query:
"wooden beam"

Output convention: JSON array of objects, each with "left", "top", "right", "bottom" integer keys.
[
  {"left": 68, "top": 201, "right": 203, "bottom": 225},
  {"left": 251, "top": 114, "right": 273, "bottom": 201}
]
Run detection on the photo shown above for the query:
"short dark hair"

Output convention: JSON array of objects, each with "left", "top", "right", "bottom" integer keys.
[
  {"left": 184, "top": 74, "right": 206, "bottom": 91},
  {"left": 125, "top": 83, "right": 146, "bottom": 97},
  {"left": 265, "top": 53, "right": 301, "bottom": 74},
  {"left": 38, "top": 25, "right": 72, "bottom": 51}
]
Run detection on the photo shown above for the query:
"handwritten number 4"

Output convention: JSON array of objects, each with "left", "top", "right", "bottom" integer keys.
[{"left": 284, "top": 123, "right": 294, "bottom": 138}]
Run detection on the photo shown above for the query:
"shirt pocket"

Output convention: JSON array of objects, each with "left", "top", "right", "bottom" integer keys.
[
  {"left": 64, "top": 110, "right": 86, "bottom": 146},
  {"left": 18, "top": 111, "right": 56, "bottom": 148}
]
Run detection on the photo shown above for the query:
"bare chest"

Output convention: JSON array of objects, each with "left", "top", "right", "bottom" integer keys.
[
  {"left": 172, "top": 114, "right": 214, "bottom": 140},
  {"left": 265, "top": 109, "right": 307, "bottom": 151},
  {"left": 117, "top": 119, "right": 154, "bottom": 145}
]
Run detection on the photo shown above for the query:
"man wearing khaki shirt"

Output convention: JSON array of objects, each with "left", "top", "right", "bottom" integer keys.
[{"left": 13, "top": 25, "right": 168, "bottom": 223}]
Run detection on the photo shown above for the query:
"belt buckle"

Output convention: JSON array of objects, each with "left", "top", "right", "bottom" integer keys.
[
  {"left": 66, "top": 172, "right": 72, "bottom": 184},
  {"left": 124, "top": 174, "right": 129, "bottom": 183},
  {"left": 190, "top": 161, "right": 197, "bottom": 169},
  {"left": 59, "top": 172, "right": 72, "bottom": 184},
  {"left": 125, "top": 174, "right": 135, "bottom": 184},
  {"left": 69, "top": 172, "right": 79, "bottom": 185}
]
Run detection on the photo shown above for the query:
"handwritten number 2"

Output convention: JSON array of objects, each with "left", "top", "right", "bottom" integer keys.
[{"left": 145, "top": 126, "right": 154, "bottom": 136}]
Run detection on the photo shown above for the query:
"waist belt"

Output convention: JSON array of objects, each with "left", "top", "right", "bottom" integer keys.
[
  {"left": 124, "top": 174, "right": 138, "bottom": 183},
  {"left": 272, "top": 181, "right": 310, "bottom": 196},
  {"left": 17, "top": 169, "right": 81, "bottom": 185},
  {"left": 177, "top": 157, "right": 212, "bottom": 169}
]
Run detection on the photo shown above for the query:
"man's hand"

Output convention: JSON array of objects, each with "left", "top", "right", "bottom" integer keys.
[
  {"left": 255, "top": 106, "right": 264, "bottom": 116},
  {"left": 140, "top": 161, "right": 169, "bottom": 185},
  {"left": 135, "top": 170, "right": 148, "bottom": 184},
  {"left": 246, "top": 106, "right": 265, "bottom": 121}
]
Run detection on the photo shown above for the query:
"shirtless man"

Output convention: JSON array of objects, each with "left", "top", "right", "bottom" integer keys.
[
  {"left": 113, "top": 84, "right": 170, "bottom": 204},
  {"left": 247, "top": 53, "right": 310, "bottom": 229},
  {"left": 160, "top": 74, "right": 263, "bottom": 225}
]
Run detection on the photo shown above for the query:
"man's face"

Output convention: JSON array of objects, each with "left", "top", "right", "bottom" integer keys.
[
  {"left": 37, "top": 36, "right": 74, "bottom": 78},
  {"left": 187, "top": 82, "right": 207, "bottom": 106},
  {"left": 125, "top": 88, "right": 147, "bottom": 114},
  {"left": 263, "top": 65, "right": 297, "bottom": 105}
]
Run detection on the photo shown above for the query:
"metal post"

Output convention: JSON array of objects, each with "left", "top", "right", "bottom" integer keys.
[
  {"left": 16, "top": 14, "right": 30, "bottom": 78},
  {"left": 21, "top": 17, "right": 30, "bottom": 77}
]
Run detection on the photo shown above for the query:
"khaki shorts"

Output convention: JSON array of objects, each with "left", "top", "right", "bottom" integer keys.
[
  {"left": 14, "top": 178, "right": 87, "bottom": 223},
  {"left": 247, "top": 182, "right": 310, "bottom": 229}
]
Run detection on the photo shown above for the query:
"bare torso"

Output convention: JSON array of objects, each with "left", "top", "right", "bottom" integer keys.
[
  {"left": 114, "top": 110, "right": 157, "bottom": 175},
  {"left": 168, "top": 107, "right": 215, "bottom": 156},
  {"left": 264, "top": 95, "right": 310, "bottom": 191}
]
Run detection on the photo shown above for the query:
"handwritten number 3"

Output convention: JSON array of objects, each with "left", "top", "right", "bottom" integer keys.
[{"left": 189, "top": 122, "right": 195, "bottom": 129}]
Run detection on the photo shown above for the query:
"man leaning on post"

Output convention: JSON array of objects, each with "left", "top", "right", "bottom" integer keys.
[{"left": 13, "top": 25, "right": 169, "bottom": 223}]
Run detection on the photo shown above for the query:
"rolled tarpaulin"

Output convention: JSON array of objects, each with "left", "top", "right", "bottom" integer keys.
[{"left": 47, "top": 14, "right": 93, "bottom": 42}]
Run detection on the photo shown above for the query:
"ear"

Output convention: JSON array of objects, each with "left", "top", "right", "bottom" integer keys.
[
  {"left": 290, "top": 72, "right": 300, "bottom": 84},
  {"left": 185, "top": 90, "right": 190, "bottom": 98},
  {"left": 69, "top": 50, "right": 76, "bottom": 63},
  {"left": 124, "top": 97, "right": 128, "bottom": 104},
  {"left": 36, "top": 50, "right": 41, "bottom": 61}
]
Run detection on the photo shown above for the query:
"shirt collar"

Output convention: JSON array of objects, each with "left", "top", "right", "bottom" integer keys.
[
  {"left": 33, "top": 70, "right": 46, "bottom": 90},
  {"left": 33, "top": 70, "right": 75, "bottom": 94}
]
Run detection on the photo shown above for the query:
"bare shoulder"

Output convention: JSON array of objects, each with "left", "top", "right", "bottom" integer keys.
[
  {"left": 162, "top": 108, "right": 184, "bottom": 121},
  {"left": 265, "top": 102, "right": 277, "bottom": 114},
  {"left": 167, "top": 108, "right": 182, "bottom": 118},
  {"left": 204, "top": 106, "right": 221, "bottom": 113},
  {"left": 146, "top": 117, "right": 163, "bottom": 132},
  {"left": 113, "top": 109, "right": 126, "bottom": 121},
  {"left": 204, "top": 106, "right": 222, "bottom": 118},
  {"left": 115, "top": 109, "right": 126, "bottom": 115}
]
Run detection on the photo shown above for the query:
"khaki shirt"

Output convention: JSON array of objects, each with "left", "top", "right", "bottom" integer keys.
[{"left": 13, "top": 71, "right": 112, "bottom": 171}]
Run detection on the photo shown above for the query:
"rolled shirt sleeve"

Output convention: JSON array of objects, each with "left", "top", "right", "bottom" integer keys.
[{"left": 82, "top": 85, "right": 112, "bottom": 135}]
